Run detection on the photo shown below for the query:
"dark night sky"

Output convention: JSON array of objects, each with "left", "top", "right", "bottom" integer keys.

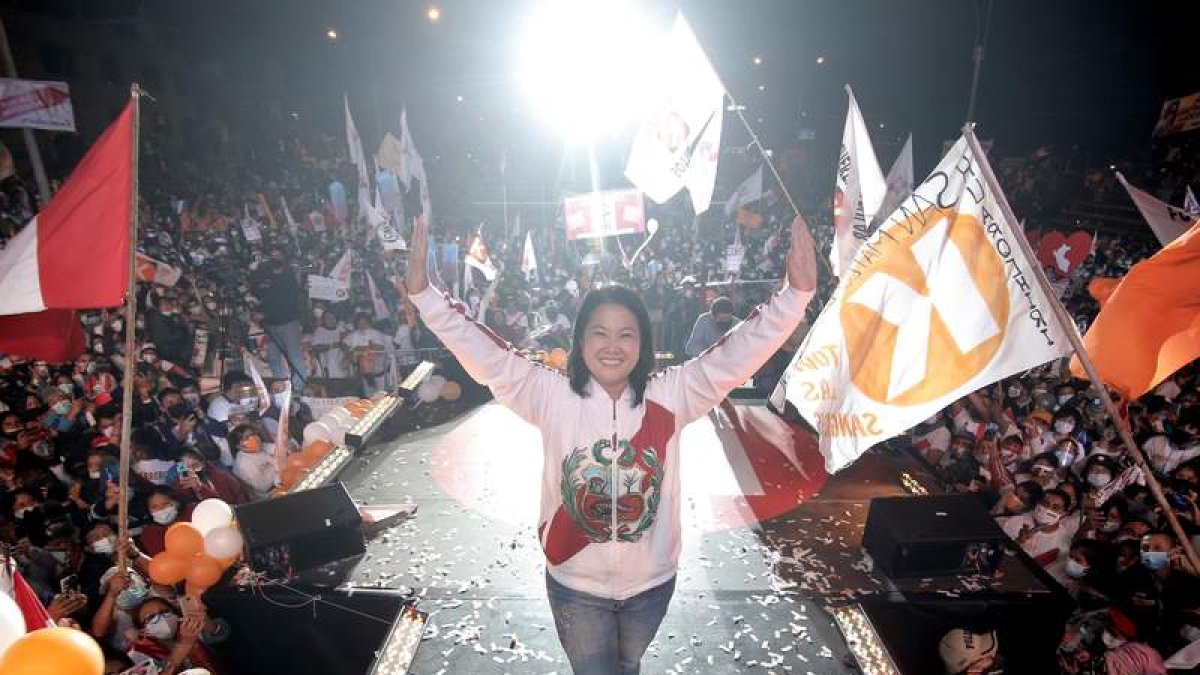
[{"left": 10, "top": 0, "right": 1200, "bottom": 188}]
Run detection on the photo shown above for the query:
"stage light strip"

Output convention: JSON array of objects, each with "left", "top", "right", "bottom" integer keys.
[
  {"left": 366, "top": 604, "right": 429, "bottom": 675},
  {"left": 829, "top": 604, "right": 901, "bottom": 675},
  {"left": 290, "top": 445, "right": 354, "bottom": 493},
  {"left": 900, "top": 472, "right": 929, "bottom": 495}
]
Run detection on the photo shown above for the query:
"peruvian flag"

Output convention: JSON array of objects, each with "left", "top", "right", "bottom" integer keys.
[{"left": 0, "top": 101, "right": 134, "bottom": 361}]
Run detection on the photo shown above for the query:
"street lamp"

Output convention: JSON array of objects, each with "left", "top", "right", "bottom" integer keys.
[
  {"left": 426, "top": 5, "right": 441, "bottom": 22},
  {"left": 816, "top": 55, "right": 826, "bottom": 65},
  {"left": 325, "top": 28, "right": 339, "bottom": 42},
  {"left": 752, "top": 54, "right": 763, "bottom": 66}
]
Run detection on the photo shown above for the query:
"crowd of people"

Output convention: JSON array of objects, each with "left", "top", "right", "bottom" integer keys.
[
  {"left": 906, "top": 235, "right": 1199, "bottom": 672},
  {"left": 0, "top": 99, "right": 1197, "bottom": 674}
]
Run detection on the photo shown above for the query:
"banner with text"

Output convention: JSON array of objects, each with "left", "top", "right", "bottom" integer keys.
[{"left": 564, "top": 189, "right": 646, "bottom": 240}]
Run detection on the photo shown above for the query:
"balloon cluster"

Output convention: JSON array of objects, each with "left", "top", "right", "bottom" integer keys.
[
  {"left": 0, "top": 594, "right": 103, "bottom": 675},
  {"left": 415, "top": 375, "right": 462, "bottom": 403},
  {"left": 147, "top": 498, "right": 242, "bottom": 596}
]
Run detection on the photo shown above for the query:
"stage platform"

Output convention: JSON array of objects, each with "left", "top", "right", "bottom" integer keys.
[{"left": 300, "top": 401, "right": 1062, "bottom": 674}]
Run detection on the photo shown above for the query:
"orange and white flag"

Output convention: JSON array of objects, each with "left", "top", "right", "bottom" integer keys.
[{"left": 782, "top": 136, "right": 1071, "bottom": 471}]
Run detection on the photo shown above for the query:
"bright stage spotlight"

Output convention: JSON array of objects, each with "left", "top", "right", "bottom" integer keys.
[{"left": 517, "top": 1, "right": 658, "bottom": 141}]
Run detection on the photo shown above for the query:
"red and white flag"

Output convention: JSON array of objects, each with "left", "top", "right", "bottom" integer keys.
[
  {"left": 465, "top": 232, "right": 498, "bottom": 282},
  {"left": 563, "top": 189, "right": 646, "bottom": 240},
  {"left": 367, "top": 273, "right": 390, "bottom": 322},
  {"left": 0, "top": 101, "right": 133, "bottom": 314},
  {"left": 135, "top": 253, "right": 182, "bottom": 287},
  {"left": 0, "top": 101, "right": 133, "bottom": 362}
]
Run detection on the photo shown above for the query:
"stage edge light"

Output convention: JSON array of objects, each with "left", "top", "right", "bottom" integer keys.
[{"left": 517, "top": 0, "right": 658, "bottom": 141}]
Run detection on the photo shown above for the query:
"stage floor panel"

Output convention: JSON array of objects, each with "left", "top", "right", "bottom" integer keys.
[{"left": 332, "top": 402, "right": 949, "bottom": 673}]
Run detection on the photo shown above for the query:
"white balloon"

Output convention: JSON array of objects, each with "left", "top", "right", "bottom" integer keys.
[
  {"left": 191, "top": 498, "right": 233, "bottom": 536},
  {"left": 417, "top": 379, "right": 441, "bottom": 403},
  {"left": 330, "top": 422, "right": 348, "bottom": 446},
  {"left": 303, "top": 421, "right": 332, "bottom": 445},
  {"left": 203, "top": 526, "right": 244, "bottom": 559},
  {"left": 647, "top": 218, "right": 659, "bottom": 234},
  {"left": 326, "top": 408, "right": 353, "bottom": 427},
  {"left": 0, "top": 591, "right": 23, "bottom": 659}
]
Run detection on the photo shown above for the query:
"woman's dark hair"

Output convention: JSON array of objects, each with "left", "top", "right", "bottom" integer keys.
[{"left": 567, "top": 285, "right": 655, "bottom": 407}]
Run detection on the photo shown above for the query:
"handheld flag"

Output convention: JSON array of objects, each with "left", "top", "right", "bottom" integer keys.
[
  {"left": 783, "top": 136, "right": 1071, "bottom": 472},
  {"left": 624, "top": 13, "right": 724, "bottom": 214},
  {"left": 876, "top": 133, "right": 913, "bottom": 226},
  {"left": 725, "top": 165, "right": 764, "bottom": 221},
  {"left": 1069, "top": 220, "right": 1200, "bottom": 399},
  {"left": 1185, "top": 186, "right": 1199, "bottom": 218},
  {"left": 345, "top": 95, "right": 371, "bottom": 220},
  {"left": 830, "top": 86, "right": 886, "bottom": 278},
  {"left": 1117, "top": 172, "right": 1191, "bottom": 246},
  {"left": 521, "top": 231, "right": 538, "bottom": 278}
]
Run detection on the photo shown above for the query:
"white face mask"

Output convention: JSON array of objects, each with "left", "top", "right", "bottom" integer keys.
[
  {"left": 90, "top": 535, "right": 116, "bottom": 555},
  {"left": 57, "top": 383, "right": 74, "bottom": 396},
  {"left": 1065, "top": 558, "right": 1089, "bottom": 579},
  {"left": 1033, "top": 505, "right": 1063, "bottom": 526},
  {"left": 1101, "top": 630, "right": 1124, "bottom": 650},
  {"left": 151, "top": 505, "right": 178, "bottom": 525},
  {"left": 1088, "top": 473, "right": 1112, "bottom": 488},
  {"left": 52, "top": 400, "right": 71, "bottom": 415},
  {"left": 144, "top": 613, "right": 179, "bottom": 641},
  {"left": 1054, "top": 420, "right": 1075, "bottom": 434}
]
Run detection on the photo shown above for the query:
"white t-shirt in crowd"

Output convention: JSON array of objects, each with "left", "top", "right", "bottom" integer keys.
[
  {"left": 999, "top": 512, "right": 1078, "bottom": 577},
  {"left": 1145, "top": 435, "right": 1200, "bottom": 475},
  {"left": 234, "top": 446, "right": 279, "bottom": 500},
  {"left": 308, "top": 325, "right": 349, "bottom": 378}
]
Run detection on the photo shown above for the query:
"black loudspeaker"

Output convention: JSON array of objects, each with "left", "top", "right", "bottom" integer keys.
[
  {"left": 234, "top": 483, "right": 365, "bottom": 577},
  {"left": 863, "top": 494, "right": 1008, "bottom": 577},
  {"left": 205, "top": 584, "right": 410, "bottom": 675}
]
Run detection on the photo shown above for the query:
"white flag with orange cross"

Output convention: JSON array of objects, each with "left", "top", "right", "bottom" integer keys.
[{"left": 784, "top": 136, "right": 1072, "bottom": 472}]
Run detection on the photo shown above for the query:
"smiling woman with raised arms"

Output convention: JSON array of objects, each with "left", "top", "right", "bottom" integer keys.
[{"left": 404, "top": 214, "right": 817, "bottom": 675}]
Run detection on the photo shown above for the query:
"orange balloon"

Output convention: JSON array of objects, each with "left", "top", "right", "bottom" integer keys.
[
  {"left": 147, "top": 551, "right": 190, "bottom": 585},
  {"left": 186, "top": 554, "right": 225, "bottom": 591},
  {"left": 301, "top": 440, "right": 333, "bottom": 462},
  {"left": 164, "top": 523, "right": 204, "bottom": 557},
  {"left": 545, "top": 348, "right": 568, "bottom": 370},
  {"left": 280, "top": 465, "right": 308, "bottom": 488},
  {"left": 286, "top": 452, "right": 311, "bottom": 471},
  {"left": 216, "top": 553, "right": 240, "bottom": 569},
  {"left": 0, "top": 626, "right": 105, "bottom": 675},
  {"left": 440, "top": 380, "right": 462, "bottom": 401}
]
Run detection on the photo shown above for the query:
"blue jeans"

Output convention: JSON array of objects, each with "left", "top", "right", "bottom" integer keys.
[
  {"left": 546, "top": 571, "right": 675, "bottom": 675},
  {"left": 265, "top": 320, "right": 308, "bottom": 390}
]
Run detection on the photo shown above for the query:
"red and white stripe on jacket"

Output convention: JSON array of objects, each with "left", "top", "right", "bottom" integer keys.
[{"left": 411, "top": 283, "right": 812, "bottom": 600}]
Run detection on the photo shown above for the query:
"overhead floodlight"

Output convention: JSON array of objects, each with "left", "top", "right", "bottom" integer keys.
[{"left": 517, "top": 0, "right": 657, "bottom": 141}]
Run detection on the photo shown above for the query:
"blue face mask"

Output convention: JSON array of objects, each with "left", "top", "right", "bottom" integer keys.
[{"left": 1142, "top": 550, "right": 1170, "bottom": 571}]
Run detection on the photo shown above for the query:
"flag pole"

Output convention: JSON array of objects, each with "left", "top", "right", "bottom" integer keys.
[
  {"left": 116, "top": 84, "right": 143, "bottom": 573},
  {"left": 964, "top": 126, "right": 1200, "bottom": 573},
  {"left": 724, "top": 93, "right": 835, "bottom": 280}
]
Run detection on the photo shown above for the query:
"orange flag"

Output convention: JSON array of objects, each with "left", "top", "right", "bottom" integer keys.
[
  {"left": 1087, "top": 277, "right": 1121, "bottom": 307},
  {"left": 1070, "top": 220, "right": 1200, "bottom": 398}
]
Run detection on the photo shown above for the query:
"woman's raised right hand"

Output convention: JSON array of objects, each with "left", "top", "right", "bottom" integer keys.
[{"left": 406, "top": 216, "right": 430, "bottom": 294}]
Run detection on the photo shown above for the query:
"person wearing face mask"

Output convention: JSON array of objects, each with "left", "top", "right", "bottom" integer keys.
[
  {"left": 1144, "top": 408, "right": 1200, "bottom": 475},
  {"left": 137, "top": 487, "right": 194, "bottom": 557},
  {"left": 1025, "top": 409, "right": 1058, "bottom": 456},
  {"left": 204, "top": 371, "right": 257, "bottom": 428},
  {"left": 1132, "top": 532, "right": 1200, "bottom": 654},
  {"left": 1052, "top": 408, "right": 1090, "bottom": 448},
  {"left": 1065, "top": 539, "right": 1116, "bottom": 611},
  {"left": 937, "top": 628, "right": 1003, "bottom": 675},
  {"left": 129, "top": 597, "right": 223, "bottom": 675},
  {"left": 1001, "top": 488, "right": 1078, "bottom": 572},
  {"left": 43, "top": 388, "right": 83, "bottom": 433},
  {"left": 684, "top": 296, "right": 739, "bottom": 358},
  {"left": 166, "top": 448, "right": 250, "bottom": 506},
  {"left": 1100, "top": 608, "right": 1168, "bottom": 675},
  {"left": 229, "top": 424, "right": 278, "bottom": 500}
]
